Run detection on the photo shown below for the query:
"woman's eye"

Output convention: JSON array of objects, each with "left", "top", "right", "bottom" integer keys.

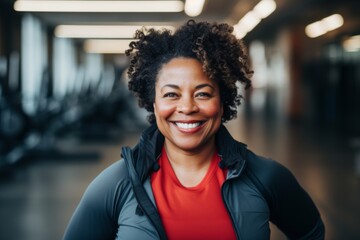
[
  {"left": 196, "top": 92, "right": 212, "bottom": 98},
  {"left": 163, "top": 92, "right": 178, "bottom": 98}
]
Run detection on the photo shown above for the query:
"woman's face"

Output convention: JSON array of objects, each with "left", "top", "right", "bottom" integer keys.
[{"left": 153, "top": 57, "right": 223, "bottom": 153}]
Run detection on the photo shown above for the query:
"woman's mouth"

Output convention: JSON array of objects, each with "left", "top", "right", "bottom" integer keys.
[{"left": 174, "top": 121, "right": 204, "bottom": 130}]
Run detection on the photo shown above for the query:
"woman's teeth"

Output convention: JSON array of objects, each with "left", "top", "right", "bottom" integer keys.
[{"left": 175, "top": 122, "right": 201, "bottom": 129}]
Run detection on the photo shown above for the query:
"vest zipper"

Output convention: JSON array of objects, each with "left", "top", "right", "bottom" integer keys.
[
  {"left": 122, "top": 146, "right": 168, "bottom": 240},
  {"left": 221, "top": 160, "right": 246, "bottom": 240}
]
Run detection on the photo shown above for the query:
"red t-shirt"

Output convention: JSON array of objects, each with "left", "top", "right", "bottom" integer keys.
[{"left": 150, "top": 148, "right": 236, "bottom": 240}]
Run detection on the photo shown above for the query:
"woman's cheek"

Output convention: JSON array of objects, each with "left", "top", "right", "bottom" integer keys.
[
  {"left": 154, "top": 100, "right": 176, "bottom": 118},
  {"left": 201, "top": 102, "right": 222, "bottom": 117}
]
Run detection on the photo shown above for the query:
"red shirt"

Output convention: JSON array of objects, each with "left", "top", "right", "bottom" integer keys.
[{"left": 151, "top": 148, "right": 236, "bottom": 240}]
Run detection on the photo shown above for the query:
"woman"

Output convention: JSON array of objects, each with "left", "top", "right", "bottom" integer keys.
[{"left": 64, "top": 20, "right": 325, "bottom": 239}]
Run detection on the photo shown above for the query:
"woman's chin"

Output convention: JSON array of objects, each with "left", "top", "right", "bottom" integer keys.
[{"left": 169, "top": 139, "right": 211, "bottom": 153}]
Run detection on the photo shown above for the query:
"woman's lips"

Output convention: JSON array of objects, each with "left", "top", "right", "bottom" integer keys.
[
  {"left": 172, "top": 121, "right": 205, "bottom": 132},
  {"left": 175, "top": 122, "right": 201, "bottom": 129}
]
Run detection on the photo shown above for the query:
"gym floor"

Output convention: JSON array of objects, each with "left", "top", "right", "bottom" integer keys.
[{"left": 0, "top": 114, "right": 359, "bottom": 240}]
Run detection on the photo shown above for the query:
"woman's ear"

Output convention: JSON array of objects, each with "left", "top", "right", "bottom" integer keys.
[{"left": 153, "top": 102, "right": 157, "bottom": 116}]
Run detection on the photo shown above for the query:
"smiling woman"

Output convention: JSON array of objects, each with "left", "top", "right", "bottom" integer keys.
[
  {"left": 154, "top": 58, "right": 223, "bottom": 155},
  {"left": 63, "top": 20, "right": 325, "bottom": 240},
  {"left": 126, "top": 20, "right": 252, "bottom": 124}
]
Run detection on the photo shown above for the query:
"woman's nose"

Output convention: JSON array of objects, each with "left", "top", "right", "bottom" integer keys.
[{"left": 177, "top": 96, "right": 199, "bottom": 114}]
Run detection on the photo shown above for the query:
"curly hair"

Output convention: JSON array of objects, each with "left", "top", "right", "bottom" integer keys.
[{"left": 126, "top": 20, "right": 252, "bottom": 123}]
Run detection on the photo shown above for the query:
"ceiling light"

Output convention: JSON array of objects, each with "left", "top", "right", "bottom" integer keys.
[
  {"left": 322, "top": 14, "right": 344, "bottom": 32},
  {"left": 14, "top": 0, "right": 184, "bottom": 13},
  {"left": 253, "top": 0, "right": 276, "bottom": 19},
  {"left": 343, "top": 35, "right": 360, "bottom": 52},
  {"left": 55, "top": 25, "right": 175, "bottom": 39},
  {"left": 233, "top": 0, "right": 277, "bottom": 39},
  {"left": 238, "top": 11, "right": 261, "bottom": 33},
  {"left": 233, "top": 25, "right": 248, "bottom": 39},
  {"left": 184, "top": 0, "right": 206, "bottom": 17},
  {"left": 305, "top": 14, "right": 344, "bottom": 38},
  {"left": 84, "top": 39, "right": 133, "bottom": 54},
  {"left": 305, "top": 22, "right": 327, "bottom": 38}
]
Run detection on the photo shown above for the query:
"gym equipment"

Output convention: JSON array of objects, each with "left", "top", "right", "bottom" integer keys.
[{"left": 0, "top": 63, "right": 101, "bottom": 171}]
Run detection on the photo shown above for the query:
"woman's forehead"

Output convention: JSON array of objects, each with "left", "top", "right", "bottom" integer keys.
[{"left": 156, "top": 58, "right": 216, "bottom": 88}]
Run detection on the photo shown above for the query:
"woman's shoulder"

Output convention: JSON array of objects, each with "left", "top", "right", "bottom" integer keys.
[
  {"left": 245, "top": 150, "right": 298, "bottom": 190},
  {"left": 246, "top": 150, "right": 288, "bottom": 172},
  {"left": 89, "top": 159, "right": 129, "bottom": 189},
  {"left": 245, "top": 150, "right": 324, "bottom": 239},
  {"left": 63, "top": 159, "right": 131, "bottom": 239},
  {"left": 83, "top": 159, "right": 130, "bottom": 200}
]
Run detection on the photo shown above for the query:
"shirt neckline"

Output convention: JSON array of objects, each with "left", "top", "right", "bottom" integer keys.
[{"left": 161, "top": 147, "right": 220, "bottom": 191}]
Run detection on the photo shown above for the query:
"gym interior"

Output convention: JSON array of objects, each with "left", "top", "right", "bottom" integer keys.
[{"left": 0, "top": 0, "right": 359, "bottom": 239}]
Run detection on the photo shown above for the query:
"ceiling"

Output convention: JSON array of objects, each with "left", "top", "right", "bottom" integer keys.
[{"left": 2, "top": 0, "right": 360, "bottom": 42}]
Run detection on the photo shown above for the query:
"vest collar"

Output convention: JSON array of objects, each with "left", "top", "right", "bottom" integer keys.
[{"left": 129, "top": 123, "right": 247, "bottom": 182}]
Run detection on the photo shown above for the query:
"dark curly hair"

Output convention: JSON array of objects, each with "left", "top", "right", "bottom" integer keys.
[{"left": 126, "top": 20, "right": 252, "bottom": 123}]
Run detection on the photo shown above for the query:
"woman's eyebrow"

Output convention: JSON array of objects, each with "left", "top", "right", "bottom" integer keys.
[
  {"left": 195, "top": 83, "right": 214, "bottom": 90},
  {"left": 160, "top": 84, "right": 179, "bottom": 91},
  {"left": 160, "top": 83, "right": 214, "bottom": 91}
]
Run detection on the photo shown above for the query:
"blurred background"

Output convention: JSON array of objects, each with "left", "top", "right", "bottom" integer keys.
[{"left": 0, "top": 0, "right": 359, "bottom": 239}]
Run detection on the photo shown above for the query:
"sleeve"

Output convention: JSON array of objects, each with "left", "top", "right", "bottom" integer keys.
[
  {"left": 248, "top": 153, "right": 325, "bottom": 239},
  {"left": 266, "top": 161, "right": 325, "bottom": 239},
  {"left": 63, "top": 160, "right": 127, "bottom": 240}
]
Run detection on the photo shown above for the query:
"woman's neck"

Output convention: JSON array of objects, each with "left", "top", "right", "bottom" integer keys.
[
  {"left": 164, "top": 139, "right": 216, "bottom": 170},
  {"left": 163, "top": 139, "right": 216, "bottom": 187}
]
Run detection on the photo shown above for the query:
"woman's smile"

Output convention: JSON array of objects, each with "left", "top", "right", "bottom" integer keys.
[
  {"left": 175, "top": 121, "right": 203, "bottom": 129},
  {"left": 172, "top": 121, "right": 205, "bottom": 132}
]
